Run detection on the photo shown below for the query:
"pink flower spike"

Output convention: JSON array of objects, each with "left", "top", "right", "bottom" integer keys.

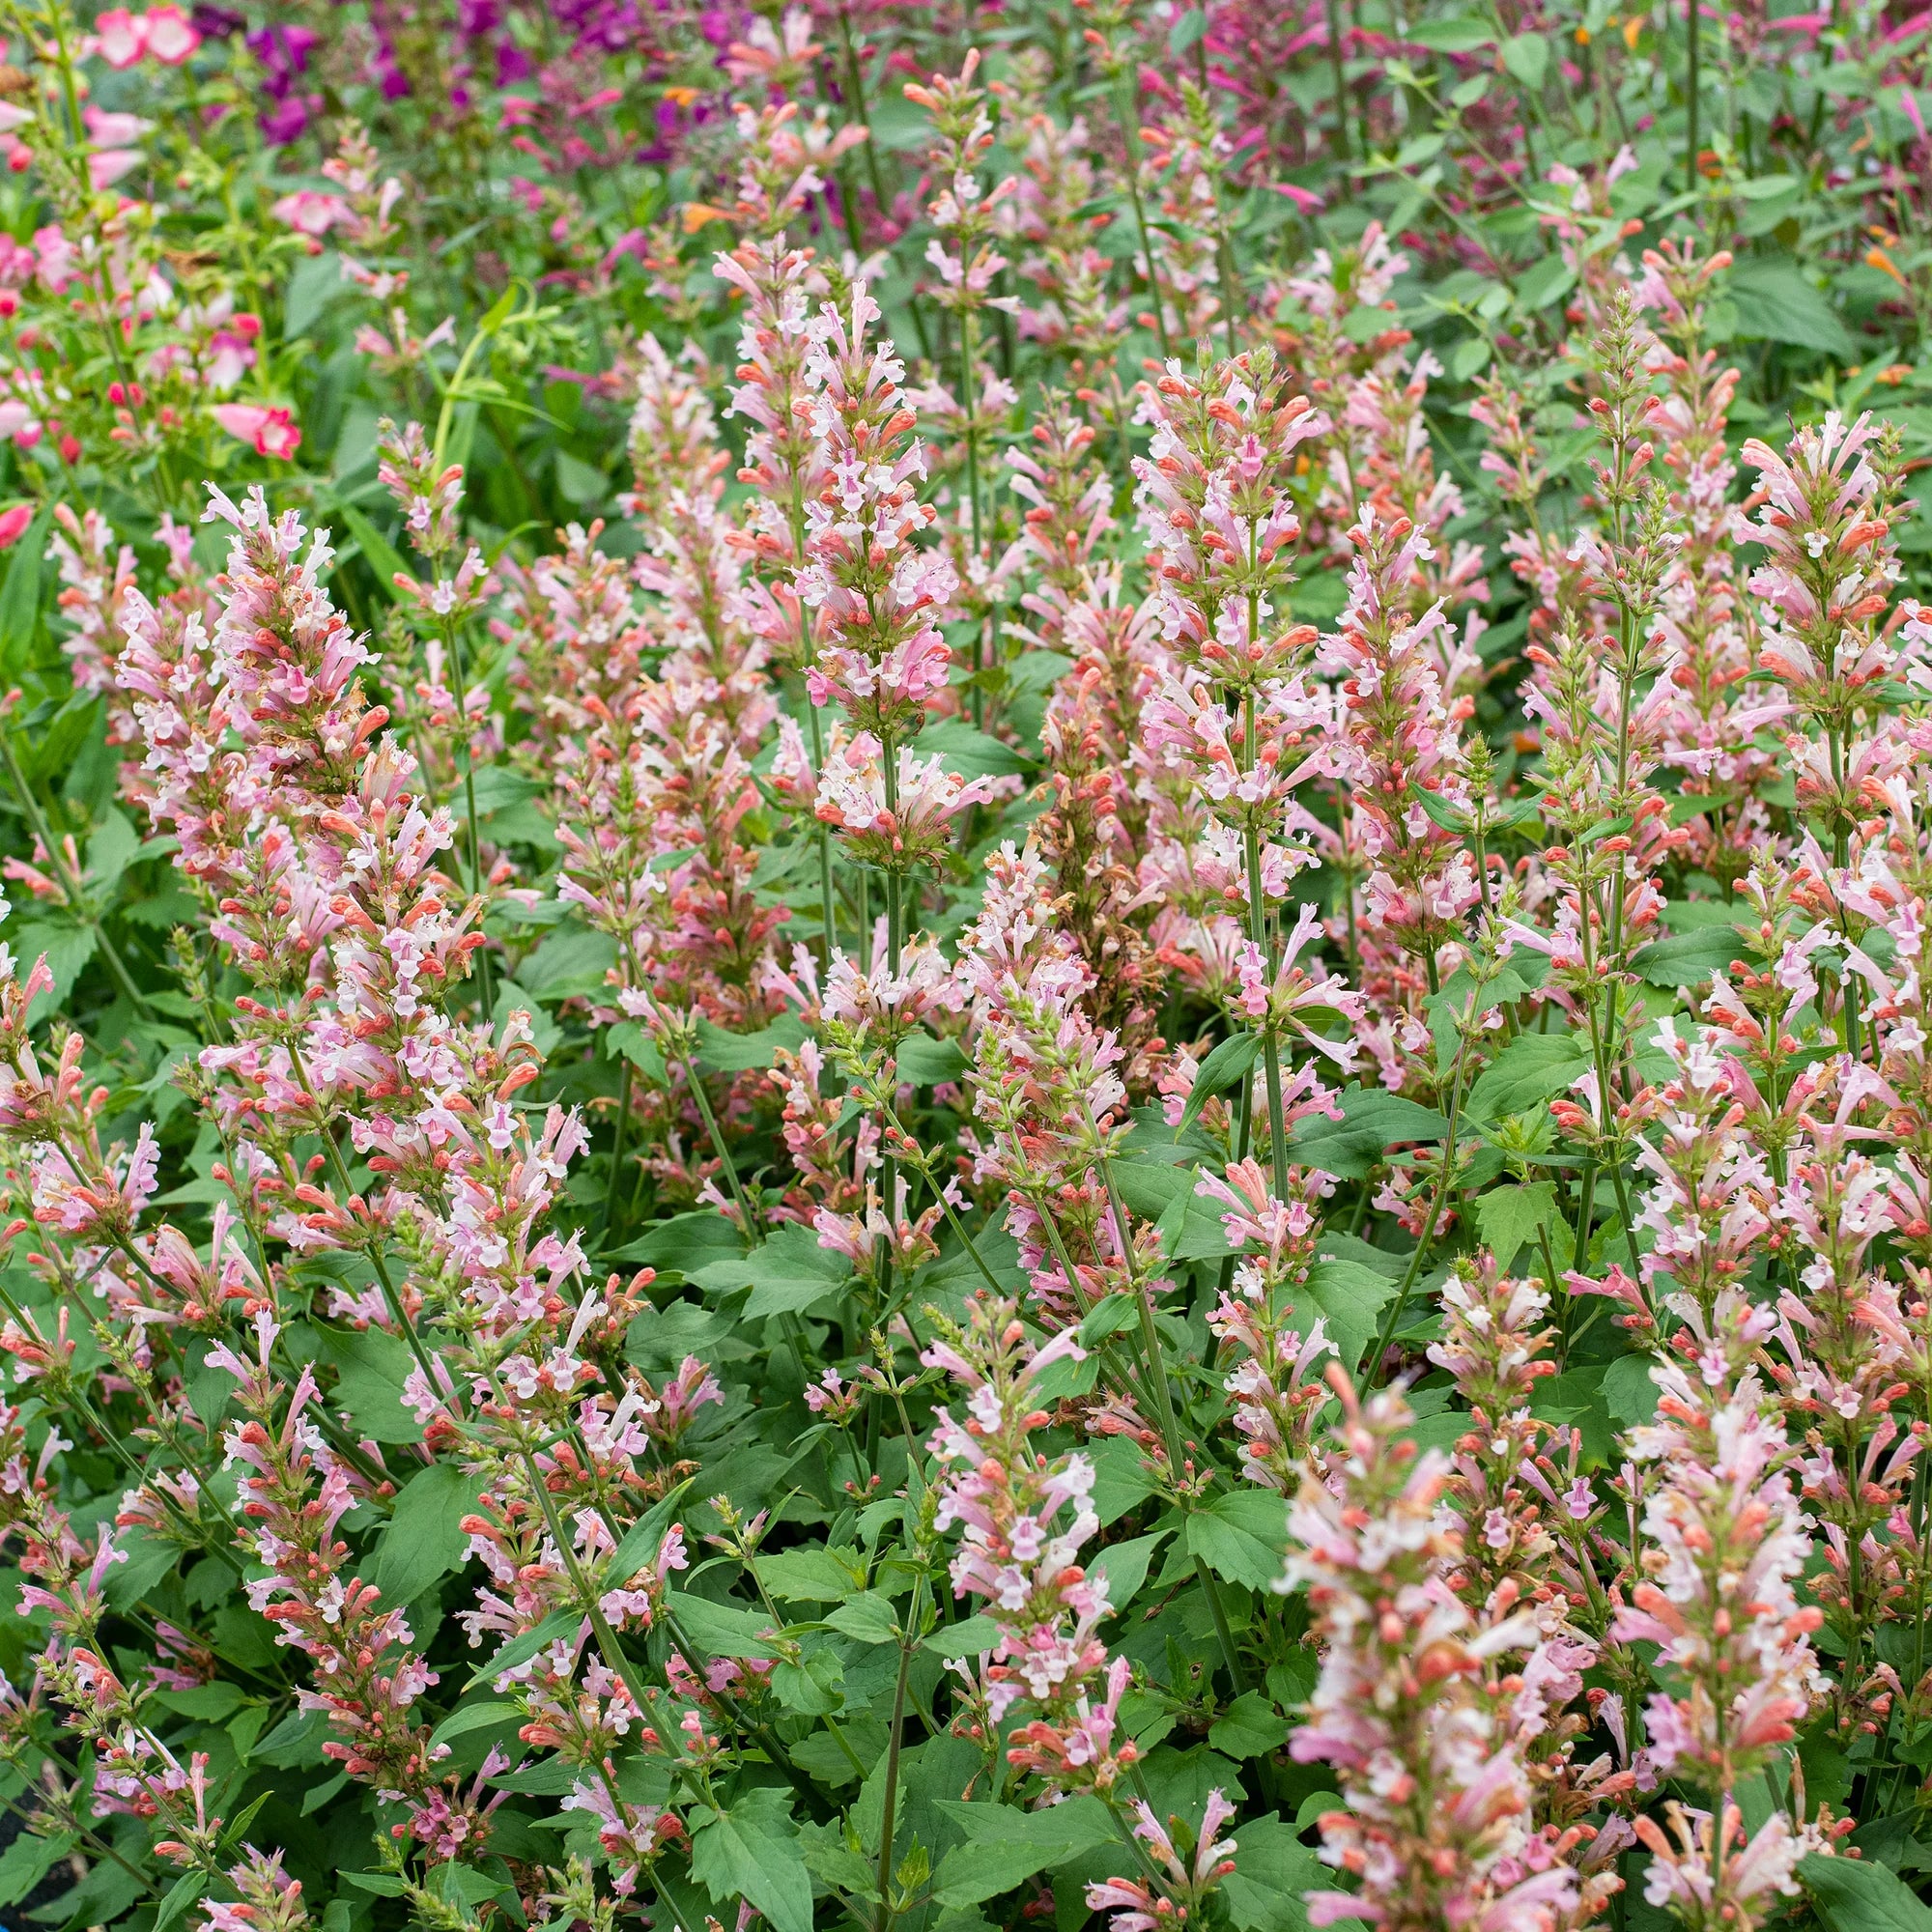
[{"left": 0, "top": 505, "right": 33, "bottom": 550}]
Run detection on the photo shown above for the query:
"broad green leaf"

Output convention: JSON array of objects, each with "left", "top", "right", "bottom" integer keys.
[
  {"left": 690, "top": 1792, "right": 812, "bottom": 1932},
  {"left": 923, "top": 1612, "right": 1004, "bottom": 1660},
  {"left": 694, "top": 1013, "right": 809, "bottom": 1072},
  {"left": 665, "top": 1591, "right": 779, "bottom": 1661},
  {"left": 0, "top": 1829, "right": 72, "bottom": 1906},
  {"left": 1090, "top": 1530, "right": 1167, "bottom": 1610},
  {"left": 826, "top": 1592, "right": 899, "bottom": 1644},
  {"left": 1288, "top": 1086, "right": 1449, "bottom": 1179},
  {"left": 1210, "top": 1690, "right": 1292, "bottom": 1760},
  {"left": 1221, "top": 1814, "right": 1323, "bottom": 1932},
  {"left": 1728, "top": 257, "right": 1855, "bottom": 358},
  {"left": 759, "top": 1545, "right": 867, "bottom": 1603},
  {"left": 1406, "top": 15, "right": 1492, "bottom": 49},
  {"left": 1632, "top": 924, "right": 1749, "bottom": 987},
  {"left": 336, "top": 501, "right": 412, "bottom": 597},
  {"left": 1187, "top": 1490, "right": 1289, "bottom": 1591},
  {"left": 1464, "top": 1031, "right": 1592, "bottom": 1123},
  {"left": 1801, "top": 1854, "right": 1932, "bottom": 1932},
  {"left": 318, "top": 1323, "right": 425, "bottom": 1443},
  {"left": 85, "top": 808, "right": 140, "bottom": 898},
  {"left": 923, "top": 715, "right": 1031, "bottom": 777},
  {"left": 898, "top": 1032, "right": 969, "bottom": 1086},
  {"left": 1501, "top": 30, "right": 1548, "bottom": 87},
  {"left": 1602, "top": 1354, "right": 1660, "bottom": 1428},
  {"left": 369, "top": 1460, "right": 482, "bottom": 1606},
  {"left": 612, "top": 1211, "right": 745, "bottom": 1274},
  {"left": 1473, "top": 1180, "right": 1560, "bottom": 1271},
  {"left": 1301, "top": 1258, "right": 1397, "bottom": 1370},
  {"left": 695, "top": 1222, "right": 851, "bottom": 1319}
]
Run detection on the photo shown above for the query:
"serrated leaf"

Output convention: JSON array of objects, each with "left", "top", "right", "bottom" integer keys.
[
  {"left": 1472, "top": 1180, "right": 1559, "bottom": 1271},
  {"left": 1209, "top": 1690, "right": 1292, "bottom": 1759},
  {"left": 1187, "top": 1490, "right": 1288, "bottom": 1590},
  {"left": 693, "top": 1222, "right": 849, "bottom": 1318},
  {"left": 318, "top": 1323, "right": 425, "bottom": 1443},
  {"left": 1802, "top": 1854, "right": 1932, "bottom": 1932},
  {"left": 690, "top": 1793, "right": 812, "bottom": 1932},
  {"left": 826, "top": 1592, "right": 900, "bottom": 1644},
  {"left": 369, "top": 1460, "right": 481, "bottom": 1606}
]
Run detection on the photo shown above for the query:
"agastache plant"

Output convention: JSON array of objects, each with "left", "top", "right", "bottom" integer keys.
[{"left": 12, "top": 7, "right": 1932, "bottom": 1932}]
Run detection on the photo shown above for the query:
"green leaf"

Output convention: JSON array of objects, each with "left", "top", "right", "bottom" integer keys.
[
  {"left": 318, "top": 1323, "right": 425, "bottom": 1443},
  {"left": 428, "top": 1700, "right": 523, "bottom": 1748},
  {"left": 1464, "top": 1031, "right": 1592, "bottom": 1123},
  {"left": 1210, "top": 1690, "right": 1292, "bottom": 1759},
  {"left": 923, "top": 1612, "right": 1004, "bottom": 1660},
  {"left": 13, "top": 919, "right": 97, "bottom": 1021},
  {"left": 690, "top": 1792, "right": 813, "bottom": 1932},
  {"left": 1288, "top": 1086, "right": 1448, "bottom": 1179},
  {"left": 1631, "top": 923, "right": 1749, "bottom": 987},
  {"left": 0, "top": 506, "right": 49, "bottom": 676},
  {"left": 605, "top": 1480, "right": 696, "bottom": 1589},
  {"left": 1500, "top": 30, "right": 1548, "bottom": 86},
  {"left": 935, "top": 1797, "right": 1115, "bottom": 1869},
  {"left": 85, "top": 808, "right": 140, "bottom": 898},
  {"left": 897, "top": 1033, "right": 969, "bottom": 1086},
  {"left": 154, "top": 1682, "right": 247, "bottom": 1721},
  {"left": 1079, "top": 1292, "right": 1143, "bottom": 1347},
  {"left": 155, "top": 1869, "right": 209, "bottom": 1932},
  {"left": 826, "top": 1592, "right": 900, "bottom": 1644},
  {"left": 1473, "top": 1180, "right": 1559, "bottom": 1271},
  {"left": 1602, "top": 1353, "right": 1660, "bottom": 1428},
  {"left": 474, "top": 1607, "right": 581, "bottom": 1686},
  {"left": 1169, "top": 7, "right": 1208, "bottom": 55},
  {"left": 370, "top": 1460, "right": 482, "bottom": 1606},
  {"left": 0, "top": 1829, "right": 72, "bottom": 1906},
  {"left": 1406, "top": 14, "right": 1492, "bottom": 48},
  {"left": 1301, "top": 1258, "right": 1397, "bottom": 1370},
  {"left": 665, "top": 1591, "right": 779, "bottom": 1660},
  {"left": 554, "top": 451, "right": 609, "bottom": 506},
  {"left": 759, "top": 1545, "right": 867, "bottom": 1604},
  {"left": 1801, "top": 1854, "right": 1932, "bottom": 1932},
  {"left": 694, "top": 1223, "right": 850, "bottom": 1319},
  {"left": 1728, "top": 257, "right": 1856, "bottom": 358},
  {"left": 1179, "top": 1033, "right": 1261, "bottom": 1132},
  {"left": 922, "top": 716, "right": 1031, "bottom": 778},
  {"left": 693, "top": 1014, "right": 809, "bottom": 1073},
  {"left": 1187, "top": 1490, "right": 1288, "bottom": 1590},
  {"left": 1221, "top": 1814, "right": 1324, "bottom": 1932},
  {"left": 1090, "top": 1530, "right": 1167, "bottom": 1611},
  {"left": 336, "top": 502, "right": 412, "bottom": 598},
  {"left": 341, "top": 1873, "right": 411, "bottom": 1897},
  {"left": 611, "top": 1210, "right": 745, "bottom": 1273}
]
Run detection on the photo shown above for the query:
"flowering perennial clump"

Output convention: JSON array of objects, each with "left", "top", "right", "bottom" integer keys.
[{"left": 4, "top": 5, "right": 1932, "bottom": 1932}]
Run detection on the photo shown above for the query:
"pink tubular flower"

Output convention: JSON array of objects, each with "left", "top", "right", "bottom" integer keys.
[
  {"left": 94, "top": 4, "right": 199, "bottom": 65},
  {"left": 211, "top": 404, "right": 300, "bottom": 460}
]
